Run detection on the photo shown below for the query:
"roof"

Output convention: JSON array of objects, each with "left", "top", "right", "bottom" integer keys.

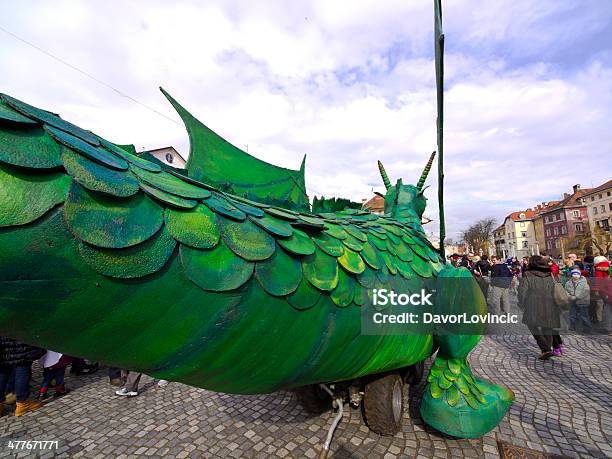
[
  {"left": 531, "top": 201, "right": 560, "bottom": 219},
  {"left": 362, "top": 194, "right": 384, "bottom": 211},
  {"left": 507, "top": 209, "right": 535, "bottom": 222},
  {"left": 540, "top": 188, "right": 593, "bottom": 214},
  {"left": 579, "top": 179, "right": 612, "bottom": 198},
  {"left": 144, "top": 146, "right": 187, "bottom": 163},
  {"left": 494, "top": 224, "right": 505, "bottom": 233}
]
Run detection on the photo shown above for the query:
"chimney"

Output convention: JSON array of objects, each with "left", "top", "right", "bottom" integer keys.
[
  {"left": 563, "top": 193, "right": 569, "bottom": 199},
  {"left": 573, "top": 184, "right": 580, "bottom": 193}
]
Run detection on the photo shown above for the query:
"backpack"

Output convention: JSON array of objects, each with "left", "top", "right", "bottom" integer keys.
[{"left": 553, "top": 282, "right": 571, "bottom": 310}]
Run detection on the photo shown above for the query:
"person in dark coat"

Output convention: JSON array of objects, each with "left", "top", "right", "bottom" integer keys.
[
  {"left": 488, "top": 256, "right": 513, "bottom": 314},
  {"left": 0, "top": 337, "right": 45, "bottom": 416},
  {"left": 518, "top": 256, "right": 563, "bottom": 360},
  {"left": 472, "top": 255, "right": 491, "bottom": 297}
]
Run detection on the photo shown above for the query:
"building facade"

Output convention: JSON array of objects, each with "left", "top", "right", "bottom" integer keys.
[
  {"left": 493, "top": 224, "right": 506, "bottom": 258},
  {"left": 502, "top": 210, "right": 538, "bottom": 259},
  {"left": 540, "top": 185, "right": 591, "bottom": 258},
  {"left": 144, "top": 146, "right": 187, "bottom": 169},
  {"left": 581, "top": 179, "right": 612, "bottom": 233},
  {"left": 531, "top": 201, "right": 559, "bottom": 256}
]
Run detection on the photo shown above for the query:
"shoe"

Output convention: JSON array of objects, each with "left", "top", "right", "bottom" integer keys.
[
  {"left": 552, "top": 348, "right": 562, "bottom": 357},
  {"left": 115, "top": 388, "right": 138, "bottom": 397},
  {"left": 110, "top": 377, "right": 123, "bottom": 387},
  {"left": 54, "top": 385, "right": 70, "bottom": 398},
  {"left": 538, "top": 351, "right": 553, "bottom": 360},
  {"left": 157, "top": 379, "right": 169, "bottom": 387},
  {"left": 15, "top": 400, "right": 42, "bottom": 417},
  {"left": 37, "top": 390, "right": 48, "bottom": 401},
  {"left": 81, "top": 363, "right": 99, "bottom": 375},
  {"left": 4, "top": 393, "right": 16, "bottom": 405},
  {"left": 558, "top": 344, "right": 565, "bottom": 353}
]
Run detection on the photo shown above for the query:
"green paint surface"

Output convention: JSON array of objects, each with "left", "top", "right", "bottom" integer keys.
[
  {"left": 0, "top": 125, "right": 62, "bottom": 169},
  {"left": 64, "top": 181, "right": 163, "bottom": 248},
  {"left": 0, "top": 162, "right": 69, "bottom": 226},
  {"left": 61, "top": 148, "right": 139, "bottom": 197}
]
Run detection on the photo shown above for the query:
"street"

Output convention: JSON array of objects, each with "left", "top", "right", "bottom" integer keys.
[{"left": 0, "top": 331, "right": 610, "bottom": 458}]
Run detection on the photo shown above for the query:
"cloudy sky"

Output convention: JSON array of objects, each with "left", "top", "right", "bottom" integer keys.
[{"left": 1, "top": 0, "right": 610, "bottom": 241}]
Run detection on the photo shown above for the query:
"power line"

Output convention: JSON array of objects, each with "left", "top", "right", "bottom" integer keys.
[
  {"left": 0, "top": 24, "right": 355, "bottom": 202},
  {"left": 0, "top": 24, "right": 181, "bottom": 126}
]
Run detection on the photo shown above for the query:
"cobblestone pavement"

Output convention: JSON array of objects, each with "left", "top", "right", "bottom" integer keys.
[{"left": 1, "top": 332, "right": 610, "bottom": 458}]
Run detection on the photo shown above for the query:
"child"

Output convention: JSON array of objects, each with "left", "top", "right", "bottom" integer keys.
[
  {"left": 564, "top": 268, "right": 591, "bottom": 333},
  {"left": 38, "top": 351, "right": 71, "bottom": 400}
]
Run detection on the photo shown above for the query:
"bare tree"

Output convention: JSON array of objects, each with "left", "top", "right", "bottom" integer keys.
[
  {"left": 578, "top": 225, "right": 612, "bottom": 256},
  {"left": 460, "top": 218, "right": 496, "bottom": 254}
]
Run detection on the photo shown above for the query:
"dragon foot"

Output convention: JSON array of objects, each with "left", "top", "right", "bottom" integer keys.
[{"left": 419, "top": 355, "right": 514, "bottom": 438}]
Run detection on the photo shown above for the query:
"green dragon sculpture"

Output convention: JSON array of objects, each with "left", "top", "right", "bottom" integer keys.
[
  {"left": 0, "top": 90, "right": 512, "bottom": 438},
  {"left": 0, "top": 0, "right": 513, "bottom": 440}
]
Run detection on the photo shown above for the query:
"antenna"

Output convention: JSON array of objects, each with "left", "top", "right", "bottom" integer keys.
[{"left": 434, "top": 0, "right": 446, "bottom": 258}]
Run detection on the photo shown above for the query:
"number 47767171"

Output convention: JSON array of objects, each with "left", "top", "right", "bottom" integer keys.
[{"left": 7, "top": 440, "right": 59, "bottom": 450}]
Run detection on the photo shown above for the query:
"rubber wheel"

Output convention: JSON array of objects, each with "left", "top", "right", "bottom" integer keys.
[
  {"left": 363, "top": 373, "right": 404, "bottom": 436},
  {"left": 295, "top": 384, "right": 331, "bottom": 414},
  {"left": 404, "top": 361, "right": 424, "bottom": 385}
]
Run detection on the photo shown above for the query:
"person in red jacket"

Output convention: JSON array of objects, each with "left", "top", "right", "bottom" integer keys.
[
  {"left": 548, "top": 258, "right": 560, "bottom": 280},
  {"left": 593, "top": 256, "right": 610, "bottom": 279}
]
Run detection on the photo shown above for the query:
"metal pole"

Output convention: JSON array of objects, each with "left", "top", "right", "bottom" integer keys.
[{"left": 434, "top": 0, "right": 445, "bottom": 259}]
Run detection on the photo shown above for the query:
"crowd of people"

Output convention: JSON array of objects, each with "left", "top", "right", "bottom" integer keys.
[
  {"left": 0, "top": 340, "right": 165, "bottom": 418},
  {"left": 450, "top": 252, "right": 611, "bottom": 359}
]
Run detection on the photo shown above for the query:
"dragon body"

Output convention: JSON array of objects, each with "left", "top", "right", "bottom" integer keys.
[{"left": 0, "top": 90, "right": 512, "bottom": 438}]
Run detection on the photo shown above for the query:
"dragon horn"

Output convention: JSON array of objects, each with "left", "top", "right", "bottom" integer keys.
[
  {"left": 377, "top": 160, "right": 392, "bottom": 190},
  {"left": 416, "top": 151, "right": 436, "bottom": 190}
]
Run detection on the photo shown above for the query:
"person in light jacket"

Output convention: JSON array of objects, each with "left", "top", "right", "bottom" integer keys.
[{"left": 565, "top": 267, "right": 591, "bottom": 332}]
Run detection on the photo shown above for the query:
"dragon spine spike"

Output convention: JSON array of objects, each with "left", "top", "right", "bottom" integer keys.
[
  {"left": 377, "top": 160, "right": 391, "bottom": 190},
  {"left": 416, "top": 151, "right": 436, "bottom": 190}
]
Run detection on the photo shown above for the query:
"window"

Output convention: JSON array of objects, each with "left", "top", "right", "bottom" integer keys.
[
  {"left": 555, "top": 240, "right": 559, "bottom": 248},
  {"left": 599, "top": 194, "right": 603, "bottom": 199},
  {"left": 607, "top": 191, "right": 611, "bottom": 197},
  {"left": 546, "top": 229, "right": 550, "bottom": 237},
  {"left": 609, "top": 203, "right": 612, "bottom": 211},
  {"left": 544, "top": 216, "right": 549, "bottom": 223},
  {"left": 591, "top": 196, "right": 595, "bottom": 201},
  {"left": 522, "top": 241, "right": 528, "bottom": 248},
  {"left": 521, "top": 231, "right": 527, "bottom": 238},
  {"left": 520, "top": 222, "right": 525, "bottom": 227},
  {"left": 519, "top": 213, "right": 525, "bottom": 219},
  {"left": 572, "top": 210, "right": 580, "bottom": 217},
  {"left": 601, "top": 205, "right": 606, "bottom": 213},
  {"left": 547, "top": 240, "right": 552, "bottom": 249},
  {"left": 165, "top": 153, "right": 174, "bottom": 164},
  {"left": 560, "top": 214, "right": 565, "bottom": 221},
  {"left": 594, "top": 207, "right": 599, "bottom": 215},
  {"left": 553, "top": 227, "right": 558, "bottom": 235},
  {"left": 575, "top": 223, "right": 583, "bottom": 232},
  {"left": 561, "top": 226, "right": 567, "bottom": 234}
]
